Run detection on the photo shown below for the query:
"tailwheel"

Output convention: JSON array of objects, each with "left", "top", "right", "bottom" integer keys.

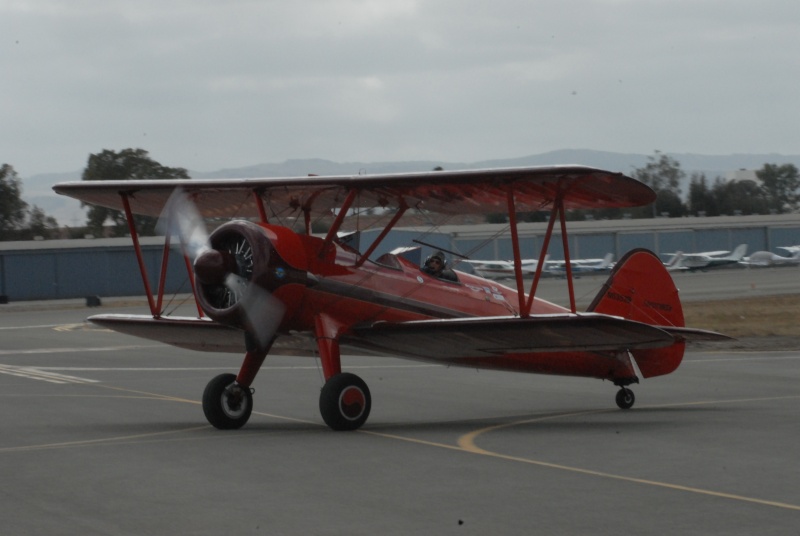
[
  {"left": 203, "top": 373, "right": 253, "bottom": 429},
  {"left": 319, "top": 372, "right": 371, "bottom": 431},
  {"left": 615, "top": 387, "right": 635, "bottom": 410}
]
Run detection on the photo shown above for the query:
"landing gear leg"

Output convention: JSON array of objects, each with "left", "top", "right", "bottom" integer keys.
[
  {"left": 314, "top": 313, "right": 372, "bottom": 430},
  {"left": 613, "top": 363, "right": 638, "bottom": 410}
]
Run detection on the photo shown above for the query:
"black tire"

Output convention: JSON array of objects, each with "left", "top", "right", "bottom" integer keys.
[
  {"left": 615, "top": 387, "right": 635, "bottom": 410},
  {"left": 203, "top": 373, "right": 253, "bottom": 429},
  {"left": 319, "top": 373, "right": 371, "bottom": 431}
]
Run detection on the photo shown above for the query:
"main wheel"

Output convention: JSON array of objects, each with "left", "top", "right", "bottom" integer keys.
[
  {"left": 615, "top": 387, "right": 635, "bottom": 410},
  {"left": 203, "top": 373, "right": 253, "bottom": 429},
  {"left": 319, "top": 372, "right": 371, "bottom": 431}
]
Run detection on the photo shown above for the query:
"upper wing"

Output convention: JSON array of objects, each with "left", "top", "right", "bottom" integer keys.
[{"left": 53, "top": 165, "right": 654, "bottom": 220}]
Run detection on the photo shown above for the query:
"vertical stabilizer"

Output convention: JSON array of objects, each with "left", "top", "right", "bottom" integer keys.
[
  {"left": 588, "top": 248, "right": 685, "bottom": 378},
  {"left": 730, "top": 243, "right": 748, "bottom": 261}
]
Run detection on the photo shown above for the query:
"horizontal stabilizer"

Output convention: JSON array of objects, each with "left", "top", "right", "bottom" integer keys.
[
  {"left": 345, "top": 313, "right": 675, "bottom": 361},
  {"left": 658, "top": 326, "right": 734, "bottom": 342}
]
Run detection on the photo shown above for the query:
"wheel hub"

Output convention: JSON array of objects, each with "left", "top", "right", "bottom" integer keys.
[
  {"left": 222, "top": 384, "right": 248, "bottom": 417},
  {"left": 339, "top": 386, "right": 366, "bottom": 420}
]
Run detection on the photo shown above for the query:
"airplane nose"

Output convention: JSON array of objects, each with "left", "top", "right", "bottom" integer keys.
[{"left": 194, "top": 249, "right": 236, "bottom": 285}]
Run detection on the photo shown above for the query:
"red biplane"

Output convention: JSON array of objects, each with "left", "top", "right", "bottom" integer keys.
[{"left": 54, "top": 166, "right": 728, "bottom": 431}]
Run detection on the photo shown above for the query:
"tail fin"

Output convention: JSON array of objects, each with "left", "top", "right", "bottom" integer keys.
[
  {"left": 665, "top": 251, "right": 683, "bottom": 270},
  {"left": 588, "top": 248, "right": 685, "bottom": 378},
  {"left": 730, "top": 243, "right": 747, "bottom": 261}
]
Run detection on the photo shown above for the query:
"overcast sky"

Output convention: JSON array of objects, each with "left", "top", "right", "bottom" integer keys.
[{"left": 3, "top": 0, "right": 799, "bottom": 177}]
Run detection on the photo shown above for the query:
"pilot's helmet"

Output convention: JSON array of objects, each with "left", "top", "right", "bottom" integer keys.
[{"left": 425, "top": 251, "right": 447, "bottom": 269}]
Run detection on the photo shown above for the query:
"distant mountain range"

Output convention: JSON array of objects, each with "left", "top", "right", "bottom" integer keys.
[{"left": 21, "top": 150, "right": 800, "bottom": 226}]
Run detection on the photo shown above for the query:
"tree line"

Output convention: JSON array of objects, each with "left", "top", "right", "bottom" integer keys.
[
  {"left": 0, "top": 163, "right": 59, "bottom": 241},
  {"left": 1, "top": 149, "right": 799, "bottom": 241},
  {"left": 628, "top": 152, "right": 800, "bottom": 219},
  {"left": 489, "top": 151, "right": 800, "bottom": 223},
  {"left": 0, "top": 149, "right": 188, "bottom": 240}
]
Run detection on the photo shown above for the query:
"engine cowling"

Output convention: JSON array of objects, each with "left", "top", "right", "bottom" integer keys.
[{"left": 194, "top": 220, "right": 306, "bottom": 330}]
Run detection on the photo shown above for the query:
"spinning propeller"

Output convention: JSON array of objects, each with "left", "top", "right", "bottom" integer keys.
[{"left": 158, "top": 189, "right": 285, "bottom": 352}]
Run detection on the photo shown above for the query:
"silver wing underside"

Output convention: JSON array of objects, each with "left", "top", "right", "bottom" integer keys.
[{"left": 87, "top": 312, "right": 726, "bottom": 362}]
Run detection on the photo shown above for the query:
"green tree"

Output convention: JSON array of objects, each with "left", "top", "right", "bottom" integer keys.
[
  {"left": 0, "top": 164, "right": 29, "bottom": 240},
  {"left": 633, "top": 151, "right": 685, "bottom": 195},
  {"left": 631, "top": 151, "right": 687, "bottom": 217},
  {"left": 82, "top": 148, "right": 189, "bottom": 237},
  {"left": 655, "top": 189, "right": 686, "bottom": 218},
  {"left": 688, "top": 173, "right": 716, "bottom": 216},
  {"left": 26, "top": 205, "right": 60, "bottom": 239},
  {"left": 756, "top": 163, "right": 800, "bottom": 214},
  {"left": 711, "top": 177, "right": 768, "bottom": 216}
]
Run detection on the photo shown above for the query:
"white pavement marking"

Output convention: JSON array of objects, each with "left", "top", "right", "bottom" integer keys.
[
  {"left": 0, "top": 364, "right": 99, "bottom": 384},
  {"left": 34, "top": 364, "right": 437, "bottom": 372},
  {"left": 0, "top": 323, "right": 73, "bottom": 330},
  {"left": 0, "top": 362, "right": 436, "bottom": 384},
  {"left": 0, "top": 345, "right": 158, "bottom": 356}
]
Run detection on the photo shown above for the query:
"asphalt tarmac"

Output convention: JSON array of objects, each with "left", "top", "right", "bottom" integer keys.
[{"left": 2, "top": 268, "right": 800, "bottom": 535}]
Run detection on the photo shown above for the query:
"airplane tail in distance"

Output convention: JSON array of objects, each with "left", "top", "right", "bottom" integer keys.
[
  {"left": 730, "top": 243, "right": 747, "bottom": 260},
  {"left": 587, "top": 248, "right": 685, "bottom": 378},
  {"left": 665, "top": 251, "right": 683, "bottom": 269}
]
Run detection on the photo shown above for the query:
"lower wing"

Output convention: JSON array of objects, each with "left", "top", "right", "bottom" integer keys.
[
  {"left": 343, "top": 313, "right": 695, "bottom": 360},
  {"left": 88, "top": 314, "right": 246, "bottom": 353},
  {"left": 88, "top": 312, "right": 730, "bottom": 364}
]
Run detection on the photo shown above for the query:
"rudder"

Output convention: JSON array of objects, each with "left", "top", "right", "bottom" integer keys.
[{"left": 588, "top": 248, "right": 685, "bottom": 378}]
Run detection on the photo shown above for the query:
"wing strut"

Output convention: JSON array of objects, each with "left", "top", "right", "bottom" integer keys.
[
  {"left": 179, "top": 242, "right": 204, "bottom": 318},
  {"left": 523, "top": 194, "right": 559, "bottom": 316},
  {"left": 156, "top": 235, "right": 172, "bottom": 315},
  {"left": 252, "top": 190, "right": 269, "bottom": 223},
  {"left": 321, "top": 189, "right": 358, "bottom": 255},
  {"left": 558, "top": 196, "right": 577, "bottom": 313},
  {"left": 505, "top": 186, "right": 527, "bottom": 315},
  {"left": 520, "top": 191, "right": 577, "bottom": 315},
  {"left": 121, "top": 191, "right": 204, "bottom": 320},
  {"left": 121, "top": 193, "right": 159, "bottom": 317},
  {"left": 355, "top": 199, "right": 408, "bottom": 267}
]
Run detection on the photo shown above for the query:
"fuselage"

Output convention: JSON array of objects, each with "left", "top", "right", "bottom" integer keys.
[{"left": 271, "top": 231, "right": 568, "bottom": 335}]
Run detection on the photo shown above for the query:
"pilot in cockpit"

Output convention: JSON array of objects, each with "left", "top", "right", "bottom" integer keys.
[{"left": 422, "top": 251, "right": 458, "bottom": 282}]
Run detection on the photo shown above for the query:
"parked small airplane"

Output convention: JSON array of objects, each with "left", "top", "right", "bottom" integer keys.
[
  {"left": 54, "top": 166, "right": 729, "bottom": 431},
  {"left": 546, "top": 253, "right": 614, "bottom": 275},
  {"left": 663, "top": 252, "right": 686, "bottom": 271},
  {"left": 463, "top": 257, "right": 548, "bottom": 279},
  {"left": 667, "top": 244, "right": 748, "bottom": 271},
  {"left": 743, "top": 247, "right": 800, "bottom": 267}
]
